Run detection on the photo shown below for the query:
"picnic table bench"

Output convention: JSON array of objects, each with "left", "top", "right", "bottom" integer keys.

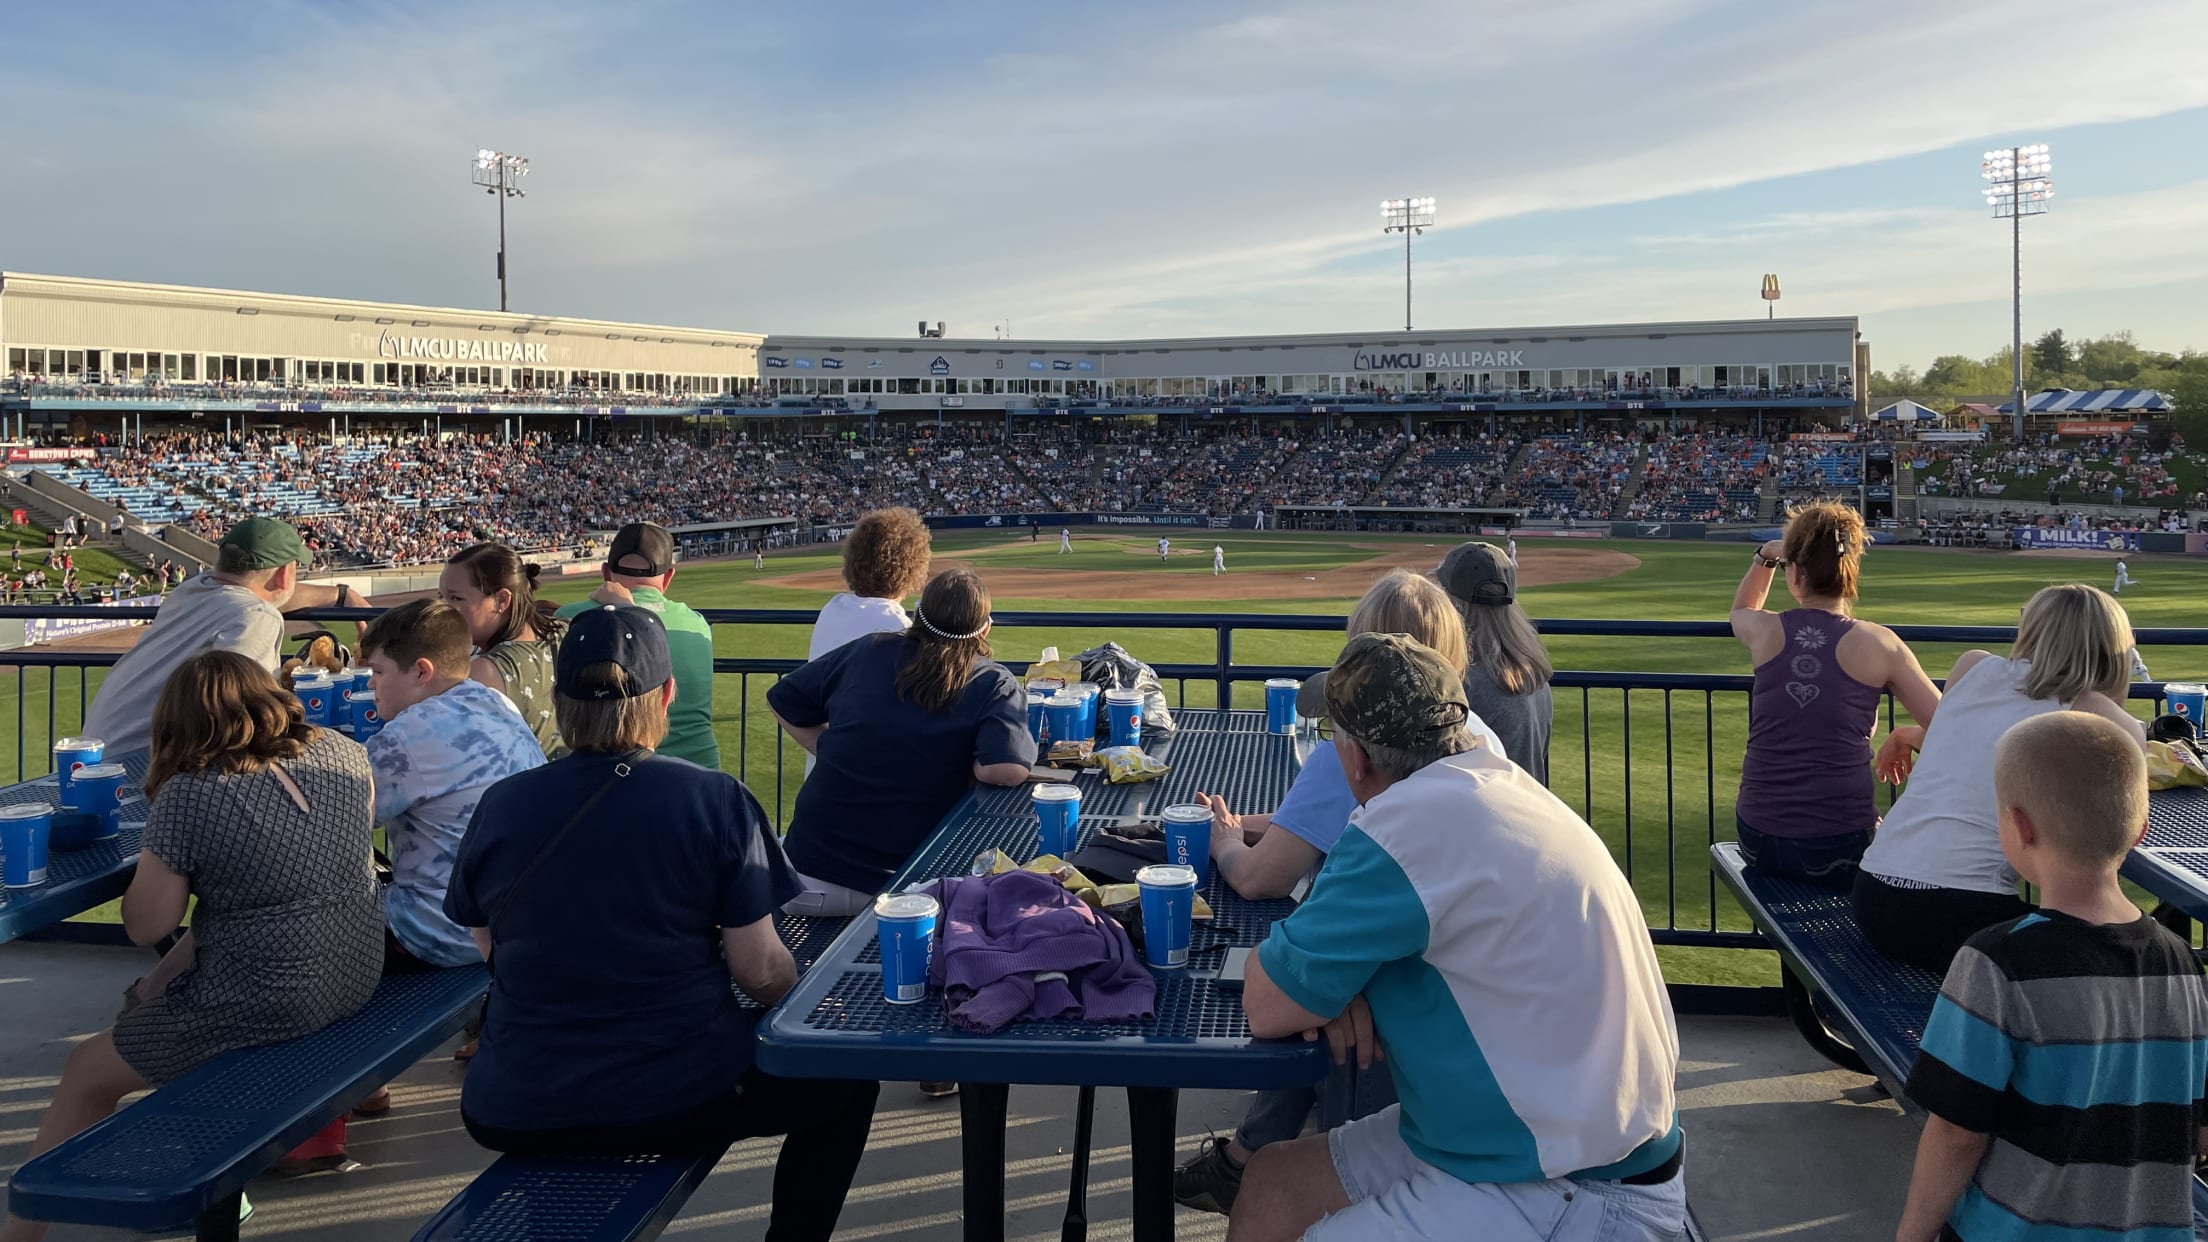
[
  {"left": 8, "top": 963, "right": 489, "bottom": 1241},
  {"left": 410, "top": 914, "right": 852, "bottom": 1242},
  {"left": 0, "top": 751, "right": 149, "bottom": 945}
]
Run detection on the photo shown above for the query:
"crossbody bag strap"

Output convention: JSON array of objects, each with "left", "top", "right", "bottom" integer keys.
[{"left": 483, "top": 749, "right": 648, "bottom": 939}]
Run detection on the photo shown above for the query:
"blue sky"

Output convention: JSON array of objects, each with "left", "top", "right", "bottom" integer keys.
[{"left": 2, "top": 0, "right": 2204, "bottom": 372}]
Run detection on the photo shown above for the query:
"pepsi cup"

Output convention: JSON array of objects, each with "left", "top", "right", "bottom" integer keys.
[
  {"left": 875, "top": 892, "right": 940, "bottom": 1005},
  {"left": 1027, "top": 692, "right": 1052, "bottom": 745},
  {"left": 1264, "top": 678, "right": 1300, "bottom": 735},
  {"left": 2167, "top": 683, "right": 2207, "bottom": 726},
  {"left": 295, "top": 676, "right": 334, "bottom": 728},
  {"left": 1068, "top": 682, "right": 1101, "bottom": 739},
  {"left": 1032, "top": 783, "right": 1083, "bottom": 858},
  {"left": 1043, "top": 695, "right": 1083, "bottom": 751},
  {"left": 1106, "top": 688, "right": 1143, "bottom": 748},
  {"left": 338, "top": 667, "right": 370, "bottom": 722},
  {"left": 52, "top": 736, "right": 103, "bottom": 806},
  {"left": 67, "top": 762, "right": 127, "bottom": 841},
  {"left": 352, "top": 692, "right": 384, "bottom": 743},
  {"left": 0, "top": 804, "right": 52, "bottom": 888},
  {"left": 1136, "top": 864, "right": 1198, "bottom": 970},
  {"left": 1160, "top": 803, "right": 1211, "bottom": 889}
]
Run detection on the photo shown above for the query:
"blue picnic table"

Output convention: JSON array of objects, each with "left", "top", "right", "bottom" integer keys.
[
  {"left": 2123, "top": 787, "right": 2208, "bottom": 923},
  {"left": 0, "top": 751, "right": 149, "bottom": 945},
  {"left": 756, "top": 708, "right": 1329, "bottom": 1242}
]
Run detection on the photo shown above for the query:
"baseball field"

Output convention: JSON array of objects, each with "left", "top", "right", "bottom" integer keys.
[{"left": 19, "top": 530, "right": 2208, "bottom": 987}]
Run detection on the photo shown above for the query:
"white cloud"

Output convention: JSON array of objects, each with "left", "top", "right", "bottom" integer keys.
[{"left": 0, "top": 0, "right": 2202, "bottom": 362}]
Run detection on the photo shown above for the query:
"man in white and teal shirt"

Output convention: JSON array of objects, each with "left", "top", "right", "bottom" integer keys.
[
  {"left": 554, "top": 522, "right": 720, "bottom": 771},
  {"left": 361, "top": 598, "right": 546, "bottom": 967},
  {"left": 1237, "top": 633, "right": 1684, "bottom": 1241}
]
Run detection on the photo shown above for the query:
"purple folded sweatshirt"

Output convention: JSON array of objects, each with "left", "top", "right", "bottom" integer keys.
[{"left": 925, "top": 870, "right": 1157, "bottom": 1034}]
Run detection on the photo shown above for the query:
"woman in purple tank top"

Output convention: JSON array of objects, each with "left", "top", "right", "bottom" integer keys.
[{"left": 1730, "top": 502, "right": 1941, "bottom": 884}]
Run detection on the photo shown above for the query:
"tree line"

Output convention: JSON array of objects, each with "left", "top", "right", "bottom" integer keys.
[{"left": 1868, "top": 330, "right": 2208, "bottom": 439}]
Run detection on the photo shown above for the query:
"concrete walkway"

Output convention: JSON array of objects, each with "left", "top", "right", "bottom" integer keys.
[{"left": 2, "top": 940, "right": 1913, "bottom": 1240}]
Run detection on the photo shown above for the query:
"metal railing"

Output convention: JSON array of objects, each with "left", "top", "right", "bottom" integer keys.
[{"left": 5, "top": 605, "right": 2201, "bottom": 950}]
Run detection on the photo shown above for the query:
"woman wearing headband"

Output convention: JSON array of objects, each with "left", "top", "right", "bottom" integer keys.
[
  {"left": 1730, "top": 501, "right": 1940, "bottom": 884},
  {"left": 770, "top": 567, "right": 1036, "bottom": 915}
]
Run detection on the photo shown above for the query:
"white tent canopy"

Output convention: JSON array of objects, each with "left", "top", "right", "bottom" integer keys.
[{"left": 1871, "top": 399, "right": 1941, "bottom": 422}]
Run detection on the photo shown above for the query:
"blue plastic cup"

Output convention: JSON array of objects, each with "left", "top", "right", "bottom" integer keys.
[
  {"left": 52, "top": 736, "right": 103, "bottom": 807},
  {"left": 2167, "top": 683, "right": 2207, "bottom": 726},
  {"left": 875, "top": 892, "right": 940, "bottom": 1005},
  {"left": 1032, "top": 783, "right": 1083, "bottom": 858},
  {"left": 353, "top": 693, "right": 384, "bottom": 743},
  {"left": 1043, "top": 695, "right": 1083, "bottom": 751},
  {"left": 1027, "top": 693, "right": 1051, "bottom": 745},
  {"left": 1068, "top": 682, "right": 1101, "bottom": 739},
  {"left": 1106, "top": 688, "right": 1143, "bottom": 748},
  {"left": 0, "top": 804, "right": 52, "bottom": 888},
  {"left": 1160, "top": 803, "right": 1211, "bottom": 889},
  {"left": 1264, "top": 678, "right": 1300, "bottom": 735},
  {"left": 1137, "top": 864, "right": 1198, "bottom": 969},
  {"left": 295, "top": 676, "right": 334, "bottom": 728},
  {"left": 67, "top": 762, "right": 127, "bottom": 841}
]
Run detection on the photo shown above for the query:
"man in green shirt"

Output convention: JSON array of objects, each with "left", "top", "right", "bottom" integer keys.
[{"left": 554, "top": 523, "right": 720, "bottom": 770}]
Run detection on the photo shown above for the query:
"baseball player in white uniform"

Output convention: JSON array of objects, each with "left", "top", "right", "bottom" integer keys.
[
  {"left": 1212, "top": 545, "right": 1225, "bottom": 575},
  {"left": 2114, "top": 559, "right": 2137, "bottom": 593},
  {"left": 1060, "top": 529, "right": 1073, "bottom": 554},
  {"left": 1158, "top": 537, "right": 1170, "bottom": 561}
]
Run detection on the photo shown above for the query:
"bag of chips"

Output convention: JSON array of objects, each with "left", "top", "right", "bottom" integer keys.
[
  {"left": 2146, "top": 739, "right": 2207, "bottom": 790},
  {"left": 1094, "top": 746, "right": 1169, "bottom": 784}
]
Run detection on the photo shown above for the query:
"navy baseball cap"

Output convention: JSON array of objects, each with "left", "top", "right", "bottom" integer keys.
[{"left": 555, "top": 603, "right": 672, "bottom": 698}]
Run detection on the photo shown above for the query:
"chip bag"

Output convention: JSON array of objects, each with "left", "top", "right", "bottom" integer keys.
[
  {"left": 1095, "top": 746, "right": 1169, "bottom": 784},
  {"left": 2146, "top": 739, "right": 2207, "bottom": 790},
  {"left": 1047, "top": 739, "right": 1096, "bottom": 766}
]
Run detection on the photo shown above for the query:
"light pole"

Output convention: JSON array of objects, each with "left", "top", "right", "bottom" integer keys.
[
  {"left": 471, "top": 149, "right": 530, "bottom": 312},
  {"left": 1381, "top": 197, "right": 1436, "bottom": 332},
  {"left": 1981, "top": 144, "right": 2051, "bottom": 441}
]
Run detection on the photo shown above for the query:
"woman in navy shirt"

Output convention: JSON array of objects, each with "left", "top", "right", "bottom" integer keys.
[
  {"left": 446, "top": 604, "right": 876, "bottom": 1240},
  {"left": 771, "top": 567, "right": 1036, "bottom": 915}
]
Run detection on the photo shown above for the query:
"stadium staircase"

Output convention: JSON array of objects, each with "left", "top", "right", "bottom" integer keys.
[
  {"left": 1759, "top": 471, "right": 1781, "bottom": 522},
  {"left": 1356, "top": 437, "right": 1420, "bottom": 503},
  {"left": 1607, "top": 443, "right": 1651, "bottom": 520},
  {"left": 1896, "top": 466, "right": 1919, "bottom": 535}
]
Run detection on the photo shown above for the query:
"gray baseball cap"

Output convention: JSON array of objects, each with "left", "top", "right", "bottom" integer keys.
[{"left": 1436, "top": 541, "right": 1514, "bottom": 606}]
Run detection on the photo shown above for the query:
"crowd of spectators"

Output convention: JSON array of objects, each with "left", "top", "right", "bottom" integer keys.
[
  {"left": 1373, "top": 434, "right": 1519, "bottom": 508},
  {"left": 1511, "top": 434, "right": 1638, "bottom": 522},
  {"left": 1629, "top": 435, "right": 1768, "bottom": 523},
  {"left": 1912, "top": 432, "right": 2194, "bottom": 507}
]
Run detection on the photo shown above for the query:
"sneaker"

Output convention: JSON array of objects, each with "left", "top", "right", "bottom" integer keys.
[
  {"left": 1172, "top": 1135, "right": 1245, "bottom": 1215},
  {"left": 918, "top": 1081, "right": 959, "bottom": 1098}
]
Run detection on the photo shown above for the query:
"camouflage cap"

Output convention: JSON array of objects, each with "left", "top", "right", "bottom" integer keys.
[{"left": 1322, "top": 633, "right": 1469, "bottom": 751}]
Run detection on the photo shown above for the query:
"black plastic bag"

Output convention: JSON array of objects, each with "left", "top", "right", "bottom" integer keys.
[{"left": 1076, "top": 642, "right": 1175, "bottom": 735}]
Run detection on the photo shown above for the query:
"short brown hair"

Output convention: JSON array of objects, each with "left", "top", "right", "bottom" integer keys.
[
  {"left": 554, "top": 662, "right": 670, "bottom": 754},
  {"left": 843, "top": 508, "right": 931, "bottom": 599},
  {"left": 1993, "top": 711, "right": 2146, "bottom": 865},
  {"left": 145, "top": 650, "right": 316, "bottom": 799},
  {"left": 1781, "top": 500, "right": 1868, "bottom": 602},
  {"left": 360, "top": 599, "right": 473, "bottom": 679}
]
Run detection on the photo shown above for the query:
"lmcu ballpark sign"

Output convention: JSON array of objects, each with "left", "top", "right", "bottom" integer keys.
[
  {"left": 376, "top": 329, "right": 550, "bottom": 364},
  {"left": 1352, "top": 349, "right": 1527, "bottom": 371}
]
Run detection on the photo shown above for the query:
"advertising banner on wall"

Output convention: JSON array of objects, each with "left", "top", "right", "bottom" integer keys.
[
  {"left": 1609, "top": 522, "right": 1708, "bottom": 540},
  {"left": 2010, "top": 527, "right": 2141, "bottom": 553},
  {"left": 919, "top": 512, "right": 1258, "bottom": 531},
  {"left": 25, "top": 595, "right": 156, "bottom": 645}
]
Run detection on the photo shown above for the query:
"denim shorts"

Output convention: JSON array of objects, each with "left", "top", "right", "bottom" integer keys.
[
  {"left": 1308, "top": 1105, "right": 1687, "bottom": 1242},
  {"left": 1735, "top": 818, "right": 1869, "bottom": 887}
]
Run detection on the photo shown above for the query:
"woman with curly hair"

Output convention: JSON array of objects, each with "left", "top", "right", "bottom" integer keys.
[
  {"left": 771, "top": 568, "right": 1035, "bottom": 916},
  {"left": 806, "top": 507, "right": 932, "bottom": 660}
]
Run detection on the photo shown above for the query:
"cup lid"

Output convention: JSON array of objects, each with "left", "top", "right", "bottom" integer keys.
[
  {"left": 1068, "top": 682, "right": 1099, "bottom": 693},
  {"left": 54, "top": 737, "right": 101, "bottom": 750},
  {"left": 0, "top": 803, "right": 51, "bottom": 819},
  {"left": 297, "top": 675, "right": 332, "bottom": 688},
  {"left": 1105, "top": 688, "right": 1143, "bottom": 701},
  {"left": 2167, "top": 682, "right": 2207, "bottom": 693},
  {"left": 1160, "top": 803, "right": 1211, "bottom": 823},
  {"left": 1136, "top": 864, "right": 1197, "bottom": 887},
  {"left": 1264, "top": 677, "right": 1301, "bottom": 688},
  {"left": 876, "top": 892, "right": 941, "bottom": 919},
  {"left": 1046, "top": 694, "right": 1081, "bottom": 706},
  {"left": 1032, "top": 783, "right": 1082, "bottom": 802},
  {"left": 76, "top": 763, "right": 126, "bottom": 779}
]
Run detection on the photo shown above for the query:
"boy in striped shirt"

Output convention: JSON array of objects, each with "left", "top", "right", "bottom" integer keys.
[{"left": 1900, "top": 711, "right": 2208, "bottom": 1242}]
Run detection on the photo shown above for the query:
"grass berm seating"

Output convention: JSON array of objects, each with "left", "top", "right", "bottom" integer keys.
[
  {"left": 6, "top": 963, "right": 489, "bottom": 1242},
  {"left": 1711, "top": 842, "right": 2208, "bottom": 1219},
  {"left": 410, "top": 914, "right": 851, "bottom": 1242}
]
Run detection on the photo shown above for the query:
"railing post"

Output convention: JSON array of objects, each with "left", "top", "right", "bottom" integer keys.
[{"left": 1215, "top": 623, "right": 1234, "bottom": 710}]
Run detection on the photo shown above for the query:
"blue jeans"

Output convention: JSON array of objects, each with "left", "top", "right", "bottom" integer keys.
[
  {"left": 1235, "top": 1058, "right": 1399, "bottom": 1152},
  {"left": 1735, "top": 818, "right": 1868, "bottom": 887}
]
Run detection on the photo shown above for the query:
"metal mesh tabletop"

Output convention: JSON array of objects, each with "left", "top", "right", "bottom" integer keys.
[
  {"left": 2127, "top": 790, "right": 2208, "bottom": 922},
  {"left": 759, "top": 719, "right": 1323, "bottom": 1090},
  {"left": 0, "top": 751, "right": 151, "bottom": 943}
]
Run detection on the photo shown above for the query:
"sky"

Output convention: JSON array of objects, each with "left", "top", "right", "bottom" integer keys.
[{"left": 2, "top": 0, "right": 2204, "bottom": 373}]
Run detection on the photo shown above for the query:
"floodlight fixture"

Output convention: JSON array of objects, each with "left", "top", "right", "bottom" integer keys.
[
  {"left": 1380, "top": 196, "right": 1438, "bottom": 331},
  {"left": 469, "top": 149, "right": 531, "bottom": 311},
  {"left": 1978, "top": 144, "right": 2053, "bottom": 439}
]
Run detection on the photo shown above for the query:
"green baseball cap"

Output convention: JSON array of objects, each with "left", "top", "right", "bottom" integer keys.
[
  {"left": 219, "top": 516, "right": 310, "bottom": 570},
  {"left": 1322, "top": 633, "right": 1469, "bottom": 751}
]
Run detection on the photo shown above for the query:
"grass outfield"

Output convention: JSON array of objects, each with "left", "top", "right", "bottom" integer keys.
[{"left": 27, "top": 531, "right": 2208, "bottom": 986}]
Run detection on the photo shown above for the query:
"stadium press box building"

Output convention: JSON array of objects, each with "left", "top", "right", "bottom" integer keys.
[{"left": 0, "top": 271, "right": 1865, "bottom": 421}]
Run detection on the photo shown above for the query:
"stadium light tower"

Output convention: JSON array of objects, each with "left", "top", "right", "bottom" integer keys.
[
  {"left": 1381, "top": 197, "right": 1436, "bottom": 332},
  {"left": 1981, "top": 144, "right": 2052, "bottom": 441},
  {"left": 471, "top": 149, "right": 530, "bottom": 312}
]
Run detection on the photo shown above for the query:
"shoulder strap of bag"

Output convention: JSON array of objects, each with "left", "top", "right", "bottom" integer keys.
[{"left": 483, "top": 749, "right": 647, "bottom": 938}]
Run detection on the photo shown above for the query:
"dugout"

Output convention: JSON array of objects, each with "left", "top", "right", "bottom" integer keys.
[{"left": 1274, "top": 503, "right": 1525, "bottom": 535}]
